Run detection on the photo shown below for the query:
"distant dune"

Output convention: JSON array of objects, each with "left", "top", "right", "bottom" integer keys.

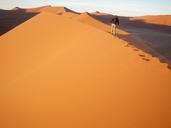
[
  {"left": 0, "top": 12, "right": 171, "bottom": 128},
  {"left": 91, "top": 11, "right": 114, "bottom": 24},
  {"left": 0, "top": 6, "right": 78, "bottom": 36},
  {"left": 132, "top": 15, "right": 171, "bottom": 26},
  {"left": 25, "top": 5, "right": 79, "bottom": 14}
]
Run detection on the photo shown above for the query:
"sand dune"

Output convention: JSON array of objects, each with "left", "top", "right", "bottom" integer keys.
[
  {"left": 25, "top": 5, "right": 78, "bottom": 14},
  {"left": 132, "top": 15, "right": 171, "bottom": 26},
  {"left": 75, "top": 12, "right": 128, "bottom": 37},
  {"left": 0, "top": 6, "right": 78, "bottom": 36},
  {"left": 0, "top": 9, "right": 37, "bottom": 36},
  {"left": 91, "top": 11, "right": 114, "bottom": 24},
  {"left": 61, "top": 12, "right": 79, "bottom": 18},
  {"left": 92, "top": 11, "right": 110, "bottom": 16},
  {"left": 0, "top": 12, "right": 171, "bottom": 128},
  {"left": 119, "top": 15, "right": 171, "bottom": 63},
  {"left": 74, "top": 12, "right": 110, "bottom": 32}
]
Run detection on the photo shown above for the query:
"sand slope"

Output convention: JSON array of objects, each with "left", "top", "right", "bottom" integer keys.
[
  {"left": 75, "top": 12, "right": 110, "bottom": 32},
  {"left": 0, "top": 6, "right": 78, "bottom": 36},
  {"left": 91, "top": 11, "right": 114, "bottom": 24},
  {"left": 119, "top": 15, "right": 171, "bottom": 63},
  {"left": 61, "top": 12, "right": 79, "bottom": 18},
  {"left": 0, "top": 12, "right": 171, "bottom": 128},
  {"left": 75, "top": 12, "right": 128, "bottom": 36}
]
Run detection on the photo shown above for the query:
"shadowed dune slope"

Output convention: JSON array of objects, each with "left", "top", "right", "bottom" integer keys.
[
  {"left": 119, "top": 15, "right": 171, "bottom": 63},
  {"left": 0, "top": 12, "right": 171, "bottom": 128},
  {"left": 0, "top": 6, "right": 79, "bottom": 36},
  {"left": 0, "top": 9, "right": 37, "bottom": 36}
]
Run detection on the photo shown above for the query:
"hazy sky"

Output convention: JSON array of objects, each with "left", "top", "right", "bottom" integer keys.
[{"left": 0, "top": 0, "right": 171, "bottom": 16}]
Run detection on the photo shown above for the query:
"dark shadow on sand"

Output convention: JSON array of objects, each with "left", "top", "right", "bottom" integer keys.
[
  {"left": 0, "top": 9, "right": 38, "bottom": 36},
  {"left": 92, "top": 14, "right": 171, "bottom": 69},
  {"left": 92, "top": 14, "right": 171, "bottom": 33},
  {"left": 117, "top": 33, "right": 171, "bottom": 69}
]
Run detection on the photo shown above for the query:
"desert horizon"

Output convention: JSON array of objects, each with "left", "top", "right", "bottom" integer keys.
[
  {"left": 2, "top": 5, "right": 171, "bottom": 17},
  {"left": 0, "top": 2, "right": 171, "bottom": 128}
]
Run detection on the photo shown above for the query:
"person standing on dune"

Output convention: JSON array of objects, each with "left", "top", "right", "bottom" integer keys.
[{"left": 111, "top": 16, "right": 120, "bottom": 36}]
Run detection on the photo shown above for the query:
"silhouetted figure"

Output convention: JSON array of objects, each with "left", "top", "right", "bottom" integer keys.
[{"left": 111, "top": 16, "right": 120, "bottom": 35}]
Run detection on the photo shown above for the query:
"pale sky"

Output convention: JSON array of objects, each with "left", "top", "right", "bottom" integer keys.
[{"left": 0, "top": 0, "right": 171, "bottom": 16}]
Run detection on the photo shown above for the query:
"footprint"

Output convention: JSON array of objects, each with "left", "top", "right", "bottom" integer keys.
[
  {"left": 133, "top": 49, "right": 139, "bottom": 51},
  {"left": 139, "top": 54, "right": 146, "bottom": 57},
  {"left": 167, "top": 65, "right": 171, "bottom": 70},
  {"left": 125, "top": 44, "right": 129, "bottom": 47},
  {"left": 142, "top": 58, "right": 150, "bottom": 61}
]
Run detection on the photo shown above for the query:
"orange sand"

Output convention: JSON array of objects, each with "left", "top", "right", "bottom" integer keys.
[
  {"left": 0, "top": 6, "right": 79, "bottom": 36},
  {"left": 74, "top": 12, "right": 127, "bottom": 36},
  {"left": 0, "top": 12, "right": 171, "bottom": 128},
  {"left": 74, "top": 12, "right": 110, "bottom": 32}
]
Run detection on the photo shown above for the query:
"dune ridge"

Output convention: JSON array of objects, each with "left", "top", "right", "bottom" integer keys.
[
  {"left": 0, "top": 12, "right": 171, "bottom": 128},
  {"left": 0, "top": 6, "right": 79, "bottom": 36},
  {"left": 74, "top": 12, "right": 110, "bottom": 32},
  {"left": 25, "top": 5, "right": 78, "bottom": 14},
  {"left": 74, "top": 12, "right": 129, "bottom": 40}
]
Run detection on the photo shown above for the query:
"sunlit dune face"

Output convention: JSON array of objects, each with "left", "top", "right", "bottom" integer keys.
[{"left": 0, "top": 11, "right": 171, "bottom": 128}]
